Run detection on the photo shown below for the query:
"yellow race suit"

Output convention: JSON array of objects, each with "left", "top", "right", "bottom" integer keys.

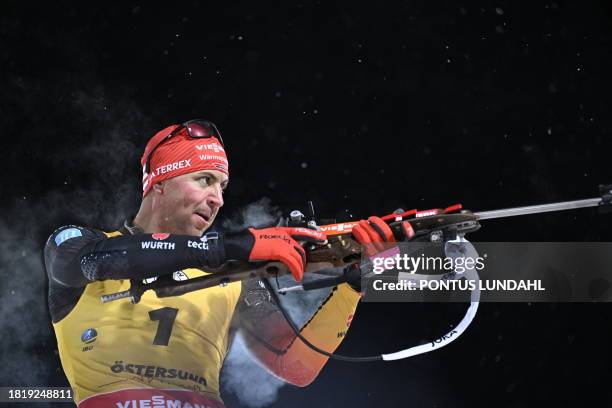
[{"left": 45, "top": 223, "right": 360, "bottom": 407}]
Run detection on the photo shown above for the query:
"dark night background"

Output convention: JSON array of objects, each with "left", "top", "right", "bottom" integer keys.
[{"left": 2, "top": 1, "right": 612, "bottom": 407}]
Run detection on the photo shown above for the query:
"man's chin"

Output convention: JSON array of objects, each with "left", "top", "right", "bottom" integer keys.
[
  {"left": 190, "top": 214, "right": 212, "bottom": 235},
  {"left": 189, "top": 224, "right": 210, "bottom": 237}
]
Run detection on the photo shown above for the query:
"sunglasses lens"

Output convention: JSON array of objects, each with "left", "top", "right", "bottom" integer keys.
[{"left": 187, "top": 121, "right": 217, "bottom": 138}]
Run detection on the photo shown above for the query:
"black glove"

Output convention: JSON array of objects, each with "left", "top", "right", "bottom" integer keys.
[{"left": 343, "top": 263, "right": 363, "bottom": 292}]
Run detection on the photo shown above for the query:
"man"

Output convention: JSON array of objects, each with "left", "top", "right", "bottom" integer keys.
[{"left": 44, "top": 119, "right": 400, "bottom": 407}]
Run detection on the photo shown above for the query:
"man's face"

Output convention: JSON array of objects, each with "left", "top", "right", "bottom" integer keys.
[{"left": 153, "top": 169, "right": 228, "bottom": 236}]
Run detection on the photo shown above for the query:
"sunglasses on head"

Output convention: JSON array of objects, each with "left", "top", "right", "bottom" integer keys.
[{"left": 143, "top": 119, "right": 224, "bottom": 175}]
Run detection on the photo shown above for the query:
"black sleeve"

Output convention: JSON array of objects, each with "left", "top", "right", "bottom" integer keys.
[{"left": 44, "top": 225, "right": 227, "bottom": 289}]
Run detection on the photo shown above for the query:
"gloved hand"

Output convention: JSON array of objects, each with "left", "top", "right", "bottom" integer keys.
[
  {"left": 351, "top": 216, "right": 396, "bottom": 256},
  {"left": 346, "top": 216, "right": 397, "bottom": 290},
  {"left": 225, "top": 227, "right": 327, "bottom": 282},
  {"left": 350, "top": 215, "right": 415, "bottom": 288}
]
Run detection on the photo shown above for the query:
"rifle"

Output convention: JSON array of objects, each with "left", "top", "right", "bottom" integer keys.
[
  {"left": 99, "top": 185, "right": 612, "bottom": 362},
  {"left": 101, "top": 184, "right": 612, "bottom": 304}
]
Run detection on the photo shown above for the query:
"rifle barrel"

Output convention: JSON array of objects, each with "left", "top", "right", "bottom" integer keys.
[{"left": 474, "top": 197, "right": 602, "bottom": 220}]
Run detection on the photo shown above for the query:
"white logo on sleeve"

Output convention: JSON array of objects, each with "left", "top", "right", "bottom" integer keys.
[
  {"left": 187, "top": 240, "right": 209, "bottom": 250},
  {"left": 55, "top": 228, "right": 82, "bottom": 246},
  {"left": 173, "top": 271, "right": 188, "bottom": 281}
]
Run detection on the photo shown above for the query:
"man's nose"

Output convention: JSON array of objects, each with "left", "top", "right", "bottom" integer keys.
[{"left": 207, "top": 184, "right": 224, "bottom": 209}]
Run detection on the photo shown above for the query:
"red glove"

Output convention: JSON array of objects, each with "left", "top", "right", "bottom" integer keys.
[
  {"left": 351, "top": 216, "right": 404, "bottom": 256},
  {"left": 226, "top": 227, "right": 327, "bottom": 282}
]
